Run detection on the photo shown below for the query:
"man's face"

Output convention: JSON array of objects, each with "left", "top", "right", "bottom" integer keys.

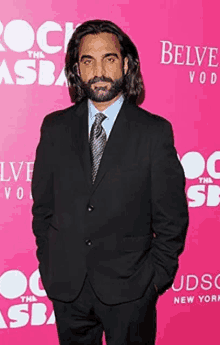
[{"left": 78, "top": 32, "right": 128, "bottom": 102}]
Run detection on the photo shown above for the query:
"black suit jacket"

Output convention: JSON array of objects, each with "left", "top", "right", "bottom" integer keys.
[{"left": 32, "top": 99, "right": 188, "bottom": 304}]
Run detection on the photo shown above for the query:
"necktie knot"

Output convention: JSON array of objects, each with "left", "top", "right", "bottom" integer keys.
[
  {"left": 95, "top": 112, "right": 107, "bottom": 127},
  {"left": 94, "top": 113, "right": 107, "bottom": 138}
]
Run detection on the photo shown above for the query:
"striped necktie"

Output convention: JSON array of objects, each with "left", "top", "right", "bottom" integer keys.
[{"left": 89, "top": 112, "right": 107, "bottom": 184}]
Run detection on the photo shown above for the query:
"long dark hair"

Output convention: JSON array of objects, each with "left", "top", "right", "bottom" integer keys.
[{"left": 65, "top": 19, "right": 145, "bottom": 104}]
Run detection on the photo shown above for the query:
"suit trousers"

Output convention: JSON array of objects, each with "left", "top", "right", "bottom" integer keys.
[{"left": 52, "top": 274, "right": 158, "bottom": 345}]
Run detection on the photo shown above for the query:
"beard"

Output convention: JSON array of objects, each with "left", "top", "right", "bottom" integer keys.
[{"left": 81, "top": 75, "right": 124, "bottom": 102}]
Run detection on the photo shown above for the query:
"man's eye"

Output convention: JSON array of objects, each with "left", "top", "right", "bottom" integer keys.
[
  {"left": 107, "top": 57, "right": 115, "bottom": 62},
  {"left": 83, "top": 60, "right": 92, "bottom": 65}
]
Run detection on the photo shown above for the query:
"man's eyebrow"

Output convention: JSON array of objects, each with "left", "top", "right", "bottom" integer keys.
[
  {"left": 80, "top": 55, "right": 93, "bottom": 61},
  {"left": 80, "top": 53, "right": 119, "bottom": 62},
  {"left": 104, "top": 53, "right": 119, "bottom": 59}
]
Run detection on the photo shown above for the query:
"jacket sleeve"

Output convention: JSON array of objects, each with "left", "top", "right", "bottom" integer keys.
[
  {"left": 31, "top": 116, "right": 54, "bottom": 261},
  {"left": 149, "top": 119, "right": 189, "bottom": 295}
]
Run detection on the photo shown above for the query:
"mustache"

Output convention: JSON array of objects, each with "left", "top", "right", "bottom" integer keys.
[{"left": 87, "top": 76, "right": 114, "bottom": 86}]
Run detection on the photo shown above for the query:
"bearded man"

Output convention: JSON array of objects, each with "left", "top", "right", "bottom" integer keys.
[{"left": 32, "top": 19, "right": 188, "bottom": 345}]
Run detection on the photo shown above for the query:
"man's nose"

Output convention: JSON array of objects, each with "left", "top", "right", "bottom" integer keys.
[{"left": 94, "top": 61, "right": 104, "bottom": 77}]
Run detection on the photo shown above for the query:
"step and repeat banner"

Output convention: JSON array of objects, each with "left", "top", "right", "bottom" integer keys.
[{"left": 0, "top": 1, "right": 219, "bottom": 344}]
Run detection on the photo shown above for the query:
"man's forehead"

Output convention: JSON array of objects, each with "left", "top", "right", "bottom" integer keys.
[{"left": 79, "top": 32, "right": 121, "bottom": 56}]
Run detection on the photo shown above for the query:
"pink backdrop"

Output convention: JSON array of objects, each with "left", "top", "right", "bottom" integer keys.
[{"left": 0, "top": 1, "right": 219, "bottom": 344}]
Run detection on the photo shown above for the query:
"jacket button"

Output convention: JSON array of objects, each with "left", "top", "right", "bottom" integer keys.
[
  {"left": 87, "top": 205, "right": 94, "bottom": 212},
  {"left": 85, "top": 239, "right": 92, "bottom": 246}
]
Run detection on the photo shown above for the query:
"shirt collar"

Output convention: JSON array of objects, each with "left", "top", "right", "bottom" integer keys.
[{"left": 88, "top": 94, "right": 124, "bottom": 121}]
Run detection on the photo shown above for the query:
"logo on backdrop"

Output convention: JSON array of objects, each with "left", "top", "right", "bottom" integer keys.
[
  {"left": 180, "top": 151, "right": 220, "bottom": 207},
  {"left": 171, "top": 272, "right": 220, "bottom": 305},
  {"left": 0, "top": 19, "right": 81, "bottom": 86},
  {"left": 160, "top": 40, "right": 219, "bottom": 85},
  {"left": 0, "top": 161, "right": 33, "bottom": 200},
  {"left": 0, "top": 269, "right": 54, "bottom": 329},
  {"left": 1, "top": 151, "right": 220, "bottom": 206}
]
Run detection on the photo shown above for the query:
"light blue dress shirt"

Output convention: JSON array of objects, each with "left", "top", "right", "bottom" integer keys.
[{"left": 88, "top": 95, "right": 124, "bottom": 140}]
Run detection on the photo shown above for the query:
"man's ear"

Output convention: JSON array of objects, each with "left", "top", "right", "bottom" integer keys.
[{"left": 123, "top": 57, "right": 129, "bottom": 75}]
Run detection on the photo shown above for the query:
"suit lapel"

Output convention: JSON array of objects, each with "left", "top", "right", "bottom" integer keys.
[
  {"left": 71, "top": 99, "right": 131, "bottom": 194},
  {"left": 71, "top": 100, "right": 92, "bottom": 191}
]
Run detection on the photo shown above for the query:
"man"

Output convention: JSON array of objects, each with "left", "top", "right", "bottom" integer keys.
[{"left": 32, "top": 20, "right": 188, "bottom": 345}]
